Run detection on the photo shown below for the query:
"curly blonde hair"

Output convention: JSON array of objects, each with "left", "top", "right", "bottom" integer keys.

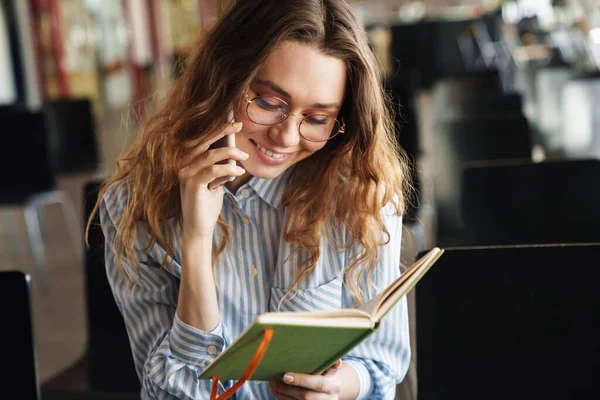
[{"left": 88, "top": 0, "right": 411, "bottom": 305}]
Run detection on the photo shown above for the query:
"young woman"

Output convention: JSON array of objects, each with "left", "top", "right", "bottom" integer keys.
[{"left": 93, "top": 0, "right": 412, "bottom": 398}]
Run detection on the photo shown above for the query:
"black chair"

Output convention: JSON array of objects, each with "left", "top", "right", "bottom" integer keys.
[
  {"left": 43, "top": 98, "right": 100, "bottom": 174},
  {"left": 389, "top": 20, "right": 499, "bottom": 90},
  {"left": 432, "top": 115, "right": 532, "bottom": 245},
  {"left": 386, "top": 76, "right": 421, "bottom": 224},
  {"left": 0, "top": 106, "right": 81, "bottom": 287},
  {"left": 416, "top": 244, "right": 600, "bottom": 400},
  {"left": 42, "top": 180, "right": 140, "bottom": 399},
  {"left": 0, "top": 270, "right": 40, "bottom": 400},
  {"left": 84, "top": 179, "right": 139, "bottom": 392},
  {"left": 461, "top": 158, "right": 600, "bottom": 246},
  {"left": 389, "top": 21, "right": 440, "bottom": 90}
]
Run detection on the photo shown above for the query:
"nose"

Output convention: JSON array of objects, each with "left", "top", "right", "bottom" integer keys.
[{"left": 268, "top": 115, "right": 301, "bottom": 148}]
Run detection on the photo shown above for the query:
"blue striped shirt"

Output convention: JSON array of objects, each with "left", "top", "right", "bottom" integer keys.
[{"left": 100, "top": 167, "right": 410, "bottom": 399}]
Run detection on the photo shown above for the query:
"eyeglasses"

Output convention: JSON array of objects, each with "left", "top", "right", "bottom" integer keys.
[{"left": 244, "top": 94, "right": 345, "bottom": 142}]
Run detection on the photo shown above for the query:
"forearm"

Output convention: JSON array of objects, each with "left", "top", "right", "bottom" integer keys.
[{"left": 177, "top": 236, "right": 221, "bottom": 332}]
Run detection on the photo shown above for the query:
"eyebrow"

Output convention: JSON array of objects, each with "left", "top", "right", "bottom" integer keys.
[{"left": 254, "top": 79, "right": 341, "bottom": 109}]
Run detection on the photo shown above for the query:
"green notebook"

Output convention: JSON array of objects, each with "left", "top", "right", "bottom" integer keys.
[{"left": 198, "top": 247, "right": 444, "bottom": 382}]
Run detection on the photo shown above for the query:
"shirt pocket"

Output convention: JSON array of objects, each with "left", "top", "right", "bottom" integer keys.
[{"left": 269, "top": 277, "right": 343, "bottom": 313}]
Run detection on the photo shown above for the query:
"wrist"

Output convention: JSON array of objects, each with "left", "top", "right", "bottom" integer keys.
[
  {"left": 181, "top": 233, "right": 213, "bottom": 250},
  {"left": 180, "top": 234, "right": 213, "bottom": 274}
]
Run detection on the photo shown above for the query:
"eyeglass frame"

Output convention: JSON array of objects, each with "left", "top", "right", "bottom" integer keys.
[{"left": 243, "top": 94, "right": 345, "bottom": 142}]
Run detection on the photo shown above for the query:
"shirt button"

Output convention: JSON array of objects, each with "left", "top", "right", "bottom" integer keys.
[
  {"left": 242, "top": 216, "right": 251, "bottom": 224},
  {"left": 240, "top": 189, "right": 250, "bottom": 198},
  {"left": 207, "top": 346, "right": 218, "bottom": 355},
  {"left": 249, "top": 268, "right": 258, "bottom": 277}
]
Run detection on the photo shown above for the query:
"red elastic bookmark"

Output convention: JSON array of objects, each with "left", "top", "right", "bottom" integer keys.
[{"left": 210, "top": 328, "right": 274, "bottom": 400}]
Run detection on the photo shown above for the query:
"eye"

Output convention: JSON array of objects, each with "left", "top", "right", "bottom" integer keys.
[
  {"left": 256, "top": 97, "right": 286, "bottom": 111},
  {"left": 304, "top": 115, "right": 331, "bottom": 125}
]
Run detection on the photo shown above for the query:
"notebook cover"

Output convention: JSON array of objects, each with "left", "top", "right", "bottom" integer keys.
[{"left": 198, "top": 322, "right": 373, "bottom": 381}]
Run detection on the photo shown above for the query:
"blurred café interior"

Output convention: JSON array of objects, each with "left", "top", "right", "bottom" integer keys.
[{"left": 1, "top": 0, "right": 599, "bottom": 399}]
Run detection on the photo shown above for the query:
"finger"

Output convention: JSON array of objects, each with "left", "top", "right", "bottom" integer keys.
[
  {"left": 207, "top": 175, "right": 234, "bottom": 191},
  {"left": 322, "top": 359, "right": 343, "bottom": 376},
  {"left": 181, "top": 121, "right": 243, "bottom": 165},
  {"left": 183, "top": 145, "right": 248, "bottom": 176},
  {"left": 191, "top": 164, "right": 246, "bottom": 190},
  {"left": 208, "top": 146, "right": 249, "bottom": 167},
  {"left": 280, "top": 373, "right": 340, "bottom": 394},
  {"left": 181, "top": 146, "right": 248, "bottom": 178},
  {"left": 201, "top": 120, "right": 243, "bottom": 152},
  {"left": 271, "top": 383, "right": 329, "bottom": 400},
  {"left": 206, "top": 181, "right": 222, "bottom": 192}
]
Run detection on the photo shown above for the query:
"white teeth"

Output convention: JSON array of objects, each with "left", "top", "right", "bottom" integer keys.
[{"left": 256, "top": 143, "right": 285, "bottom": 159}]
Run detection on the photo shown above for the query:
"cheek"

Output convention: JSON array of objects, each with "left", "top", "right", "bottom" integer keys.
[
  {"left": 233, "top": 104, "right": 245, "bottom": 123},
  {"left": 301, "top": 141, "right": 327, "bottom": 154}
]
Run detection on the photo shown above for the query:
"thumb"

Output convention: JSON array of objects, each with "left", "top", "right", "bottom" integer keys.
[{"left": 322, "top": 359, "right": 343, "bottom": 376}]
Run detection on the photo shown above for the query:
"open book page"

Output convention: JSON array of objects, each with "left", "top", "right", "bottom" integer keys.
[
  {"left": 356, "top": 247, "right": 444, "bottom": 321},
  {"left": 251, "top": 248, "right": 442, "bottom": 327},
  {"left": 256, "top": 311, "right": 374, "bottom": 328}
]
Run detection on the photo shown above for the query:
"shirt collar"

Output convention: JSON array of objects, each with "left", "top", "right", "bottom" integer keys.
[{"left": 246, "top": 166, "right": 295, "bottom": 210}]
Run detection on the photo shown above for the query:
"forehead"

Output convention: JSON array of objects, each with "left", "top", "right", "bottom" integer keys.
[{"left": 255, "top": 41, "right": 347, "bottom": 105}]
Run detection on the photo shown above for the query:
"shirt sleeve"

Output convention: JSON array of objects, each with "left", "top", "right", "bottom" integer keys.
[
  {"left": 341, "top": 205, "right": 410, "bottom": 399},
  {"left": 99, "top": 182, "right": 230, "bottom": 399}
]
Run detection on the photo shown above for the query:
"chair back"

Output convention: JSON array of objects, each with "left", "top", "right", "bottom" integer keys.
[
  {"left": 84, "top": 179, "right": 140, "bottom": 392},
  {"left": 0, "top": 270, "right": 40, "bottom": 400},
  {"left": 416, "top": 244, "right": 600, "bottom": 400},
  {"left": 461, "top": 159, "right": 600, "bottom": 245},
  {"left": 432, "top": 115, "right": 532, "bottom": 244},
  {"left": 43, "top": 98, "right": 99, "bottom": 174},
  {"left": 0, "top": 106, "right": 56, "bottom": 204}
]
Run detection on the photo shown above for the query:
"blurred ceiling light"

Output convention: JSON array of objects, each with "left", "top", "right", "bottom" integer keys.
[{"left": 398, "top": 1, "right": 427, "bottom": 22}]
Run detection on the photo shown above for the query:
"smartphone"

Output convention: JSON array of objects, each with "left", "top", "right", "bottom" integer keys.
[
  {"left": 225, "top": 115, "right": 236, "bottom": 182},
  {"left": 208, "top": 109, "right": 237, "bottom": 189}
]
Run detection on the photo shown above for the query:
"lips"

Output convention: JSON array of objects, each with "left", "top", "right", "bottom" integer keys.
[
  {"left": 254, "top": 141, "right": 286, "bottom": 159},
  {"left": 249, "top": 140, "right": 291, "bottom": 165},
  {"left": 256, "top": 143, "right": 285, "bottom": 160}
]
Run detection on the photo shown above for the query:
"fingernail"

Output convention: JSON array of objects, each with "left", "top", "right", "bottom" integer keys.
[
  {"left": 231, "top": 121, "right": 243, "bottom": 129},
  {"left": 283, "top": 374, "right": 294, "bottom": 383},
  {"left": 237, "top": 167, "right": 246, "bottom": 174},
  {"left": 241, "top": 151, "right": 249, "bottom": 159}
]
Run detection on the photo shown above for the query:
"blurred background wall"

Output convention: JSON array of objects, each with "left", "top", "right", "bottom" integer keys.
[{"left": 3, "top": 0, "right": 600, "bottom": 178}]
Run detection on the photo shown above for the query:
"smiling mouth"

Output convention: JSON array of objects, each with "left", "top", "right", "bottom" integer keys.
[{"left": 251, "top": 140, "right": 288, "bottom": 160}]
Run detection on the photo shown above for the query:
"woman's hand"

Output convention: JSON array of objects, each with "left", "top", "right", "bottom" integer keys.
[
  {"left": 268, "top": 360, "right": 343, "bottom": 400},
  {"left": 178, "top": 121, "right": 248, "bottom": 241}
]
